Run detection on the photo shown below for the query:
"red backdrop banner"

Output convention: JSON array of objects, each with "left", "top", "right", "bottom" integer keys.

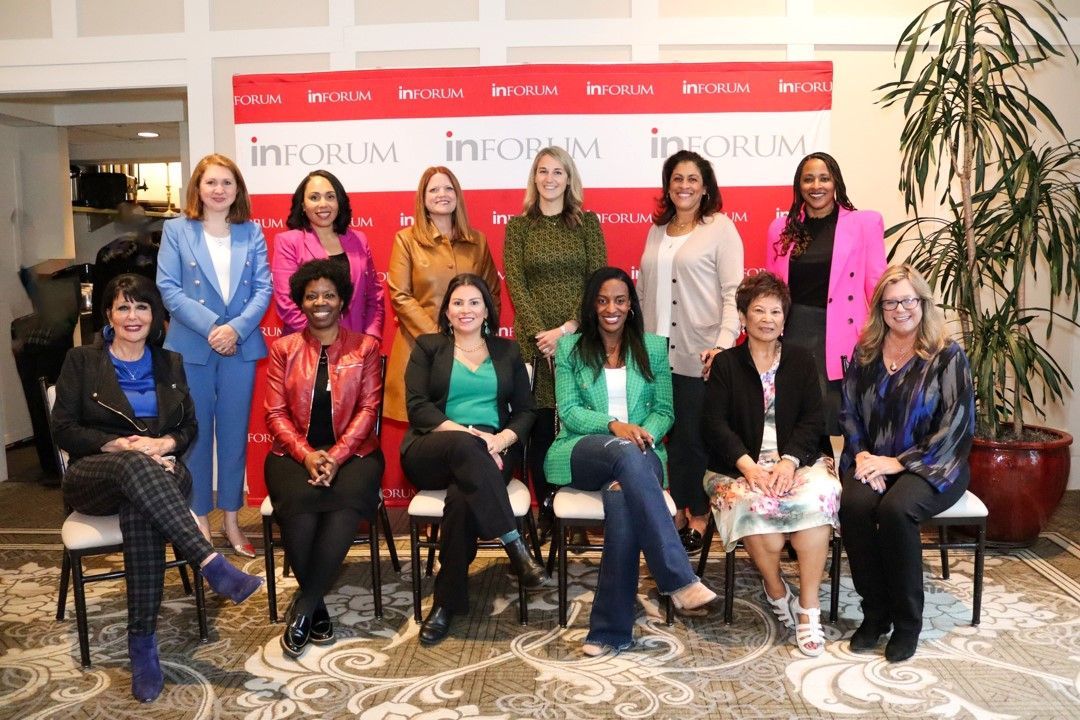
[{"left": 233, "top": 61, "right": 833, "bottom": 507}]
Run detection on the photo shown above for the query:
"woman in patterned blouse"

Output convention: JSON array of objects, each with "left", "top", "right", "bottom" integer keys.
[
  {"left": 504, "top": 146, "right": 607, "bottom": 537},
  {"left": 839, "top": 263, "right": 974, "bottom": 663}
]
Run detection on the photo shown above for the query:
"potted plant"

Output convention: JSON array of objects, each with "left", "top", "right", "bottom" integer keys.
[{"left": 878, "top": 0, "right": 1079, "bottom": 545}]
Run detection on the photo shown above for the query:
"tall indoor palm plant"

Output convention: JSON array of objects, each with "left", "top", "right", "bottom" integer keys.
[{"left": 878, "top": 0, "right": 1080, "bottom": 440}]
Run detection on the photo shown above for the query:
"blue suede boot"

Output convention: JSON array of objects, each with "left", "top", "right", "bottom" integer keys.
[
  {"left": 128, "top": 632, "right": 163, "bottom": 702},
  {"left": 202, "top": 554, "right": 263, "bottom": 604}
]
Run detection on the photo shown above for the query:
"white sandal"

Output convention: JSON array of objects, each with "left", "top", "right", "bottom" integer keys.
[
  {"left": 790, "top": 599, "right": 825, "bottom": 657},
  {"left": 763, "top": 579, "right": 795, "bottom": 630}
]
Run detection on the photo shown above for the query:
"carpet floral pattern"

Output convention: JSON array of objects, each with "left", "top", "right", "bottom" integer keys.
[{"left": 0, "top": 532, "right": 1078, "bottom": 719}]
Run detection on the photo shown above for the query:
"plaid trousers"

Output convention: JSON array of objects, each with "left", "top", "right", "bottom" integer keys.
[{"left": 62, "top": 451, "right": 213, "bottom": 635}]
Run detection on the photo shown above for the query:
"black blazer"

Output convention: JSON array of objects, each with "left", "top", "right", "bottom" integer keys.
[
  {"left": 702, "top": 341, "right": 831, "bottom": 476},
  {"left": 401, "top": 333, "right": 536, "bottom": 455},
  {"left": 51, "top": 340, "right": 197, "bottom": 463}
]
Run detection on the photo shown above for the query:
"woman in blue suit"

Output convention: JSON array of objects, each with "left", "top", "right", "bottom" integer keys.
[
  {"left": 157, "top": 153, "right": 272, "bottom": 556},
  {"left": 546, "top": 267, "right": 716, "bottom": 656}
]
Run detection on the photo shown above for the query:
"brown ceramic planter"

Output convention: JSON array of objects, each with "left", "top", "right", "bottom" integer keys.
[{"left": 967, "top": 426, "right": 1073, "bottom": 547}]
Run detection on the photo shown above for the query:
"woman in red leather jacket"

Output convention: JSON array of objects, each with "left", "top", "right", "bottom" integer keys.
[{"left": 264, "top": 259, "right": 384, "bottom": 659}]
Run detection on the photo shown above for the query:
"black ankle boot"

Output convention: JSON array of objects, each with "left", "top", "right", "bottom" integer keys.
[
  {"left": 504, "top": 537, "right": 547, "bottom": 588},
  {"left": 537, "top": 496, "right": 555, "bottom": 543},
  {"left": 850, "top": 617, "right": 892, "bottom": 653},
  {"left": 419, "top": 605, "right": 453, "bottom": 646},
  {"left": 885, "top": 629, "right": 919, "bottom": 662}
]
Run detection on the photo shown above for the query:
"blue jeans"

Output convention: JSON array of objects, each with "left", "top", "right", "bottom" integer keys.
[{"left": 569, "top": 435, "right": 698, "bottom": 648}]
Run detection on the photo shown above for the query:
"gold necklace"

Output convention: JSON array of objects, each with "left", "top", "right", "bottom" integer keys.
[
  {"left": 884, "top": 341, "right": 915, "bottom": 372},
  {"left": 668, "top": 217, "right": 696, "bottom": 234},
  {"left": 604, "top": 344, "right": 623, "bottom": 367},
  {"left": 454, "top": 340, "right": 485, "bottom": 352}
]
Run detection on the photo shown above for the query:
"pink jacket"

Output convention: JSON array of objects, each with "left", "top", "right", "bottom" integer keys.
[
  {"left": 766, "top": 207, "right": 886, "bottom": 380},
  {"left": 271, "top": 228, "right": 385, "bottom": 338}
]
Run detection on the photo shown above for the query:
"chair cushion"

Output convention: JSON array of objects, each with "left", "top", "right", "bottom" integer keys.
[
  {"left": 553, "top": 487, "right": 677, "bottom": 520},
  {"left": 932, "top": 490, "right": 988, "bottom": 520},
  {"left": 260, "top": 495, "right": 274, "bottom": 516},
  {"left": 408, "top": 479, "right": 534, "bottom": 519},
  {"left": 61, "top": 512, "right": 123, "bottom": 550}
]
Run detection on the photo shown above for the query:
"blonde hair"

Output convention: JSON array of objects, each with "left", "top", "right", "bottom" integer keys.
[
  {"left": 183, "top": 154, "right": 251, "bottom": 223},
  {"left": 408, "top": 166, "right": 476, "bottom": 247},
  {"left": 521, "top": 146, "right": 584, "bottom": 229},
  {"left": 855, "top": 263, "right": 948, "bottom": 366}
]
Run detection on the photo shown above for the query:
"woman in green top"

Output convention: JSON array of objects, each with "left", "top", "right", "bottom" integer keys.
[
  {"left": 504, "top": 146, "right": 607, "bottom": 535},
  {"left": 400, "top": 274, "right": 546, "bottom": 646}
]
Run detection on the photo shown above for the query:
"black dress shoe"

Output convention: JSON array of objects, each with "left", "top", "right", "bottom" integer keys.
[
  {"left": 504, "top": 537, "right": 548, "bottom": 589},
  {"left": 281, "top": 598, "right": 312, "bottom": 658},
  {"left": 537, "top": 497, "right": 555, "bottom": 543},
  {"left": 309, "top": 599, "right": 334, "bottom": 645},
  {"left": 885, "top": 629, "right": 919, "bottom": 662},
  {"left": 419, "top": 605, "right": 453, "bottom": 646},
  {"left": 850, "top": 617, "right": 891, "bottom": 653},
  {"left": 680, "top": 527, "right": 704, "bottom": 555}
]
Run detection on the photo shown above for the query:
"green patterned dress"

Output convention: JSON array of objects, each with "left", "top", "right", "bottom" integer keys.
[{"left": 503, "top": 211, "right": 607, "bottom": 408}]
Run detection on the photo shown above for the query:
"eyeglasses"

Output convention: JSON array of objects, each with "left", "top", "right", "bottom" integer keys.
[{"left": 881, "top": 297, "right": 922, "bottom": 311}]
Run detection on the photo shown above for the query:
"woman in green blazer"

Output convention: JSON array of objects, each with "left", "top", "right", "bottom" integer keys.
[{"left": 545, "top": 267, "right": 716, "bottom": 656}]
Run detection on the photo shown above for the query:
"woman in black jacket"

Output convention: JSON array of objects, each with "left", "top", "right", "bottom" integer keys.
[
  {"left": 701, "top": 271, "right": 840, "bottom": 657},
  {"left": 401, "top": 273, "right": 546, "bottom": 646},
  {"left": 52, "top": 274, "right": 263, "bottom": 703}
]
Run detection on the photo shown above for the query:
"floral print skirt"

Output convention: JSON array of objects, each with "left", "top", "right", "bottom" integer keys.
[{"left": 703, "top": 456, "right": 841, "bottom": 553}]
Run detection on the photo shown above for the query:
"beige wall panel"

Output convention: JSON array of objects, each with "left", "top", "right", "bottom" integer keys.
[
  {"left": 659, "top": 45, "right": 787, "bottom": 62},
  {"left": 77, "top": 0, "right": 184, "bottom": 36},
  {"left": 507, "top": 45, "right": 632, "bottom": 63},
  {"left": 659, "top": 0, "right": 785, "bottom": 17},
  {"left": 0, "top": 2, "right": 51, "bottom": 39},
  {"left": 816, "top": 0, "right": 962, "bottom": 17},
  {"left": 506, "top": 0, "right": 630, "bottom": 20},
  {"left": 356, "top": 0, "right": 478, "bottom": 24},
  {"left": 212, "top": 54, "right": 330, "bottom": 157},
  {"left": 356, "top": 47, "right": 482, "bottom": 68},
  {"left": 211, "top": 0, "right": 329, "bottom": 31}
]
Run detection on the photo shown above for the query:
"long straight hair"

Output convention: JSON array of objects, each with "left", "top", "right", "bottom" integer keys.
[
  {"left": 574, "top": 266, "right": 652, "bottom": 381},
  {"left": 521, "top": 146, "right": 585, "bottom": 229},
  {"left": 409, "top": 166, "right": 477, "bottom": 246}
]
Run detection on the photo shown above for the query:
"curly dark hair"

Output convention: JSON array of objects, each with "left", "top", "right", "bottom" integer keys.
[
  {"left": 735, "top": 271, "right": 792, "bottom": 318},
  {"left": 652, "top": 150, "right": 722, "bottom": 226},
  {"left": 774, "top": 152, "right": 855, "bottom": 259},
  {"left": 288, "top": 258, "right": 354, "bottom": 310},
  {"left": 437, "top": 273, "right": 499, "bottom": 336},
  {"left": 101, "top": 273, "right": 167, "bottom": 346},
  {"left": 286, "top": 170, "right": 354, "bottom": 236},
  {"left": 575, "top": 266, "right": 652, "bottom": 381}
]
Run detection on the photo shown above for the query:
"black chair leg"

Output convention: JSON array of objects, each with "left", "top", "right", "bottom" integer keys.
[
  {"left": 829, "top": 533, "right": 841, "bottom": 623},
  {"left": 723, "top": 548, "right": 736, "bottom": 625},
  {"left": 174, "top": 545, "right": 193, "bottom": 594},
  {"left": 379, "top": 502, "right": 401, "bottom": 573},
  {"left": 696, "top": 515, "right": 715, "bottom": 578},
  {"left": 70, "top": 554, "right": 92, "bottom": 668},
  {"left": 370, "top": 516, "right": 383, "bottom": 620},
  {"left": 557, "top": 520, "right": 569, "bottom": 628},
  {"left": 939, "top": 526, "right": 950, "bottom": 579},
  {"left": 524, "top": 512, "right": 543, "bottom": 564},
  {"left": 516, "top": 517, "right": 529, "bottom": 625},
  {"left": 972, "top": 522, "right": 985, "bottom": 626},
  {"left": 56, "top": 552, "right": 71, "bottom": 621},
  {"left": 263, "top": 514, "right": 278, "bottom": 623},
  {"left": 410, "top": 521, "right": 423, "bottom": 623},
  {"left": 425, "top": 524, "right": 439, "bottom": 577},
  {"left": 193, "top": 564, "right": 209, "bottom": 641}
]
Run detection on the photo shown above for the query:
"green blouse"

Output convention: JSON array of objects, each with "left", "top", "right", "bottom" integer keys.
[{"left": 445, "top": 357, "right": 499, "bottom": 428}]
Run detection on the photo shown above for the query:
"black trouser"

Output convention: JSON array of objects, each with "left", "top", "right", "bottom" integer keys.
[
  {"left": 402, "top": 431, "right": 519, "bottom": 614},
  {"left": 526, "top": 408, "right": 558, "bottom": 504},
  {"left": 839, "top": 468, "right": 968, "bottom": 634},
  {"left": 63, "top": 451, "right": 213, "bottom": 636},
  {"left": 264, "top": 452, "right": 384, "bottom": 618},
  {"left": 667, "top": 373, "right": 709, "bottom": 518}
]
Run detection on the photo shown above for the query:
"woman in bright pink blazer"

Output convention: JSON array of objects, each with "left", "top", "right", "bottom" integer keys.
[
  {"left": 272, "top": 170, "right": 384, "bottom": 338},
  {"left": 766, "top": 152, "right": 886, "bottom": 432}
]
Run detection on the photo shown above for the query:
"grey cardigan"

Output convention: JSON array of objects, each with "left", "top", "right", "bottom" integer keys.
[{"left": 638, "top": 213, "right": 744, "bottom": 376}]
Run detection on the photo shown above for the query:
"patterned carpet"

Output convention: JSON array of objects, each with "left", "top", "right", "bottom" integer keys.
[{"left": 0, "top": 478, "right": 1078, "bottom": 719}]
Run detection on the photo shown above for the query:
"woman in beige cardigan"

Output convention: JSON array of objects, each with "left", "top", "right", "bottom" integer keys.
[
  {"left": 384, "top": 166, "right": 500, "bottom": 421},
  {"left": 637, "top": 150, "right": 744, "bottom": 554}
]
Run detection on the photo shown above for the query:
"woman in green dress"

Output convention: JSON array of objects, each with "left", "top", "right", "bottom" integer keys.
[{"left": 503, "top": 146, "right": 607, "bottom": 536}]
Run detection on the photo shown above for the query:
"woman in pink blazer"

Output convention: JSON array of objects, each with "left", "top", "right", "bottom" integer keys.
[
  {"left": 765, "top": 152, "right": 886, "bottom": 432},
  {"left": 272, "top": 170, "right": 384, "bottom": 338}
]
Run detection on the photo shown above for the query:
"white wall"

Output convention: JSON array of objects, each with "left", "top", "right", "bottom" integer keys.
[{"left": 0, "top": 0, "right": 1077, "bottom": 485}]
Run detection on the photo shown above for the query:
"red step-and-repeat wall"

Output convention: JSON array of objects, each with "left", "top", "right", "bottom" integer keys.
[{"left": 233, "top": 61, "right": 833, "bottom": 506}]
